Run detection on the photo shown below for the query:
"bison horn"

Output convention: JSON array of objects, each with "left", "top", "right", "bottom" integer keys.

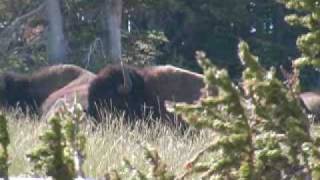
[{"left": 117, "top": 62, "right": 132, "bottom": 94}]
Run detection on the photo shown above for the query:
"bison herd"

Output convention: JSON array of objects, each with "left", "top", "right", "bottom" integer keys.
[
  {"left": 0, "top": 64, "right": 206, "bottom": 128},
  {"left": 0, "top": 63, "right": 320, "bottom": 129}
]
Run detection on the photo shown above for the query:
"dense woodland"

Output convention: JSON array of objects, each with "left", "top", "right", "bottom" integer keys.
[{"left": 0, "top": 0, "right": 317, "bottom": 89}]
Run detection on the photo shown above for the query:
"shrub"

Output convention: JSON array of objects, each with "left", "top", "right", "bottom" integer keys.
[{"left": 26, "top": 99, "right": 86, "bottom": 179}]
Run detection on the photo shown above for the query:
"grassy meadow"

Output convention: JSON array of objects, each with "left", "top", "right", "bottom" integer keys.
[{"left": 5, "top": 110, "right": 214, "bottom": 178}]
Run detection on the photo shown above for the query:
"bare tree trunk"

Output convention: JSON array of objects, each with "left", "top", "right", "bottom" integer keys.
[
  {"left": 7, "top": 0, "right": 18, "bottom": 17},
  {"left": 46, "top": 0, "right": 67, "bottom": 64},
  {"left": 102, "top": 0, "right": 132, "bottom": 92},
  {"left": 102, "top": 0, "right": 122, "bottom": 63}
]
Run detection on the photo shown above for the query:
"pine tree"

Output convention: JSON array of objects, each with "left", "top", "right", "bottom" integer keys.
[
  {"left": 279, "top": 0, "right": 320, "bottom": 91},
  {"left": 0, "top": 113, "right": 9, "bottom": 180},
  {"left": 174, "top": 41, "right": 320, "bottom": 179}
]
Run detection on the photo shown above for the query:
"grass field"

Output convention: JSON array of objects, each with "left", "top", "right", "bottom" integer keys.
[
  {"left": 7, "top": 108, "right": 318, "bottom": 178},
  {"left": 5, "top": 110, "right": 214, "bottom": 177}
]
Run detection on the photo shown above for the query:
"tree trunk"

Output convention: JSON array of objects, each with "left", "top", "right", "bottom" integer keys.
[
  {"left": 7, "top": 0, "right": 18, "bottom": 18},
  {"left": 102, "top": 0, "right": 132, "bottom": 92},
  {"left": 102, "top": 0, "right": 122, "bottom": 63},
  {"left": 46, "top": 0, "right": 67, "bottom": 64}
]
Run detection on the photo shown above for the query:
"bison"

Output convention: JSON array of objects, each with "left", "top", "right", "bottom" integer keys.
[
  {"left": 299, "top": 92, "right": 320, "bottom": 120},
  {"left": 87, "top": 64, "right": 209, "bottom": 127},
  {"left": 40, "top": 70, "right": 96, "bottom": 119},
  {"left": 0, "top": 64, "right": 93, "bottom": 113}
]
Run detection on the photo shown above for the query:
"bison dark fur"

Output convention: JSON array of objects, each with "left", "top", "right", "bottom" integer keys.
[
  {"left": 88, "top": 64, "right": 208, "bottom": 127},
  {"left": 88, "top": 65, "right": 146, "bottom": 121},
  {"left": 0, "top": 64, "right": 93, "bottom": 113}
]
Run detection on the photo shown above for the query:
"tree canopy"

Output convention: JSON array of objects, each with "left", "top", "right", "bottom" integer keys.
[{"left": 0, "top": 0, "right": 315, "bottom": 88}]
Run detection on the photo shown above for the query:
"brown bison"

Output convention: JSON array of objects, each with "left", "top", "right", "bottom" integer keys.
[
  {"left": 87, "top": 64, "right": 208, "bottom": 127},
  {"left": 299, "top": 92, "right": 320, "bottom": 120},
  {"left": 0, "top": 64, "right": 93, "bottom": 113},
  {"left": 40, "top": 71, "right": 96, "bottom": 118}
]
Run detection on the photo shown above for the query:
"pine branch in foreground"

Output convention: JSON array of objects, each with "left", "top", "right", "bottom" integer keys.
[
  {"left": 26, "top": 98, "right": 87, "bottom": 180},
  {"left": 173, "top": 41, "right": 320, "bottom": 179},
  {"left": 0, "top": 112, "right": 9, "bottom": 180}
]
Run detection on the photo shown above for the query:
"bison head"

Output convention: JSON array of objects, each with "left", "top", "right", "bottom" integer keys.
[
  {"left": 0, "top": 72, "right": 34, "bottom": 111},
  {"left": 88, "top": 65, "right": 146, "bottom": 121}
]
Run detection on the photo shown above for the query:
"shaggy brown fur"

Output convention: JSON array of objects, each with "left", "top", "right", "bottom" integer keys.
[
  {"left": 0, "top": 64, "right": 93, "bottom": 113},
  {"left": 88, "top": 64, "right": 207, "bottom": 127},
  {"left": 40, "top": 72, "right": 96, "bottom": 118},
  {"left": 141, "top": 65, "right": 205, "bottom": 102},
  {"left": 141, "top": 65, "right": 208, "bottom": 125},
  {"left": 88, "top": 65, "right": 146, "bottom": 122}
]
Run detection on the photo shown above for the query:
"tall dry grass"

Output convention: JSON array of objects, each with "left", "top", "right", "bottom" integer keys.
[{"left": 5, "top": 110, "right": 213, "bottom": 177}]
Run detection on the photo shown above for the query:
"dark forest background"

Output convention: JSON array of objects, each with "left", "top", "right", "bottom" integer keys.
[{"left": 0, "top": 0, "right": 316, "bottom": 89}]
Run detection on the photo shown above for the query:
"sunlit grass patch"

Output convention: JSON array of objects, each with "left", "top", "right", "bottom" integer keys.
[{"left": 4, "top": 109, "right": 212, "bottom": 177}]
